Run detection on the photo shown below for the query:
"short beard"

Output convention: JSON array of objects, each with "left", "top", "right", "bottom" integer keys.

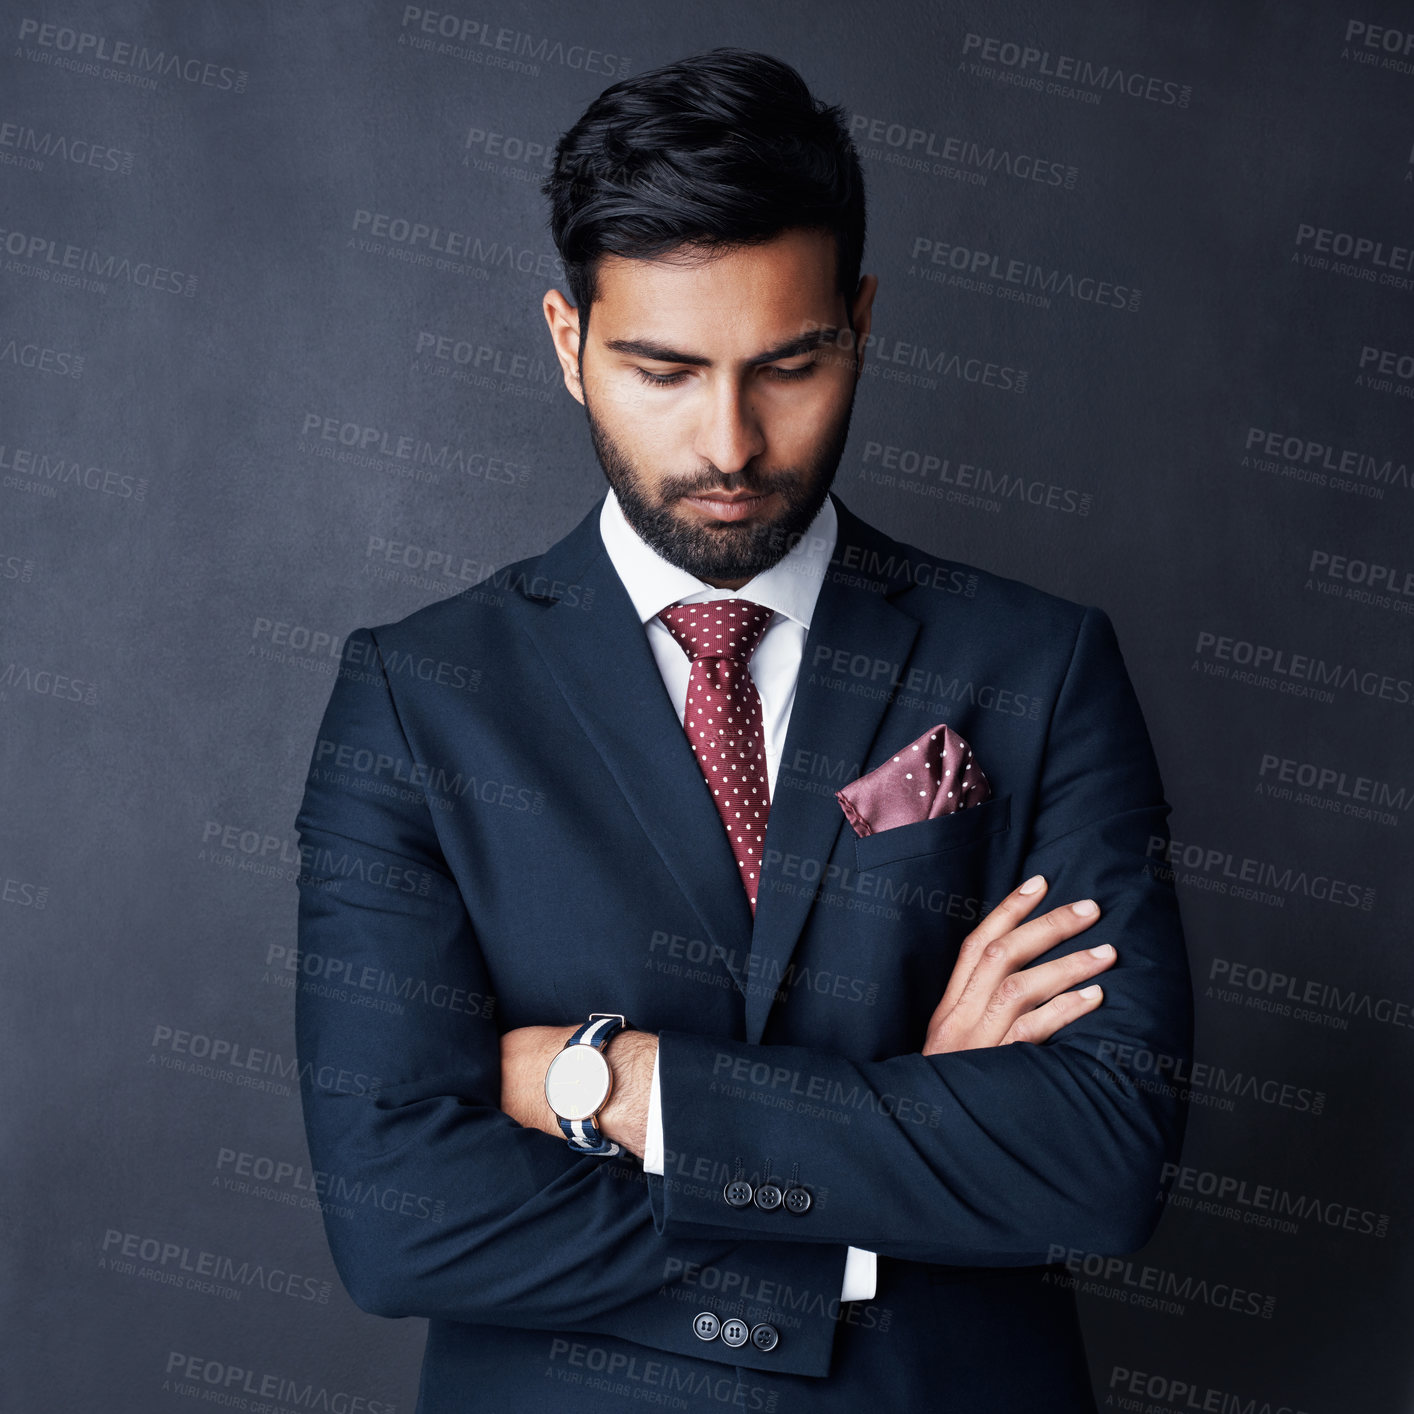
[{"left": 585, "top": 390, "right": 855, "bottom": 583}]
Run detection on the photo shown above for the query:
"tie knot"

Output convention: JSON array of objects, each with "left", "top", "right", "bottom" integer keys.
[{"left": 657, "top": 598, "right": 774, "bottom": 662}]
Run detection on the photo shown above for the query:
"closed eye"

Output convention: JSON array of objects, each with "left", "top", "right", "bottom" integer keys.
[{"left": 632, "top": 368, "right": 689, "bottom": 388}]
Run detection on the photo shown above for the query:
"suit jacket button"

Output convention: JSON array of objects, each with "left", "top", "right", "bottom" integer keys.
[
  {"left": 782, "top": 1185, "right": 812, "bottom": 1214},
  {"left": 750, "top": 1323, "right": 780, "bottom": 1352},
  {"left": 753, "top": 1182, "right": 783, "bottom": 1212},
  {"left": 720, "top": 1318, "right": 750, "bottom": 1348},
  {"left": 693, "top": 1312, "right": 720, "bottom": 1341},
  {"left": 724, "top": 1180, "right": 755, "bottom": 1208}
]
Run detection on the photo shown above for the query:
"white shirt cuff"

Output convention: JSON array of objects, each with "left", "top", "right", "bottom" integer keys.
[
  {"left": 643, "top": 1048, "right": 877, "bottom": 1301},
  {"left": 643, "top": 1045, "right": 665, "bottom": 1174},
  {"left": 842, "top": 1246, "right": 877, "bottom": 1302}
]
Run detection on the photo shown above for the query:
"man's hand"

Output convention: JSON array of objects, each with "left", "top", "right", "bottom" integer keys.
[
  {"left": 499, "top": 1024, "right": 658, "bottom": 1160},
  {"left": 923, "top": 874, "right": 1114, "bottom": 1054}
]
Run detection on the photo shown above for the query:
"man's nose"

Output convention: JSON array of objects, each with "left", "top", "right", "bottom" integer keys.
[{"left": 693, "top": 381, "right": 766, "bottom": 476}]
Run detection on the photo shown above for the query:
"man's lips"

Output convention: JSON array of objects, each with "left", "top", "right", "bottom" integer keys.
[{"left": 678, "top": 489, "right": 778, "bottom": 523}]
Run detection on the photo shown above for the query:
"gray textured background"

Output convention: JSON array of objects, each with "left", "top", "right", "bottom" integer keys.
[{"left": 3, "top": 2, "right": 1411, "bottom": 1409}]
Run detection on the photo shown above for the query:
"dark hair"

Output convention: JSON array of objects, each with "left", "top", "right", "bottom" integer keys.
[{"left": 542, "top": 47, "right": 867, "bottom": 335}]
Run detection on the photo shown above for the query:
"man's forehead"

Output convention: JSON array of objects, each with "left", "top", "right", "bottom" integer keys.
[{"left": 590, "top": 230, "right": 840, "bottom": 321}]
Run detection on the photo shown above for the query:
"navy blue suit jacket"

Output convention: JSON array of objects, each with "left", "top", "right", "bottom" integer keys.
[{"left": 293, "top": 492, "right": 1193, "bottom": 1414}]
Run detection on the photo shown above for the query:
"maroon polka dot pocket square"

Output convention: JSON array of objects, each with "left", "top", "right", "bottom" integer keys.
[{"left": 834, "top": 722, "right": 992, "bottom": 838}]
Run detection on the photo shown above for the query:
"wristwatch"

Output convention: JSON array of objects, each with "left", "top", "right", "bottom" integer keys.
[{"left": 543, "top": 1013, "right": 629, "bottom": 1155}]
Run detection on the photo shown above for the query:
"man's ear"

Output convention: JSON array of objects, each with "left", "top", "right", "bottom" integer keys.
[
  {"left": 542, "top": 289, "right": 585, "bottom": 405},
  {"left": 849, "top": 274, "right": 879, "bottom": 379}
]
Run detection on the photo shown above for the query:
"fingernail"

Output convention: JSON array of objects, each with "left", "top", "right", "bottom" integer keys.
[
  {"left": 1089, "top": 943, "right": 1114, "bottom": 959},
  {"left": 1071, "top": 899, "right": 1098, "bottom": 916},
  {"left": 1019, "top": 874, "right": 1045, "bottom": 895},
  {"left": 1078, "top": 985, "right": 1102, "bottom": 1000}
]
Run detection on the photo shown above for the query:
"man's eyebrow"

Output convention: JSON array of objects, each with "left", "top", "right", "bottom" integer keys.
[{"left": 601, "top": 327, "right": 844, "bottom": 367}]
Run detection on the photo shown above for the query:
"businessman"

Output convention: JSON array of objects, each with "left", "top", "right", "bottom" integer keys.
[{"left": 294, "top": 48, "right": 1194, "bottom": 1413}]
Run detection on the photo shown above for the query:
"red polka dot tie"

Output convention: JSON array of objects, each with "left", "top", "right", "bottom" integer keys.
[{"left": 657, "top": 599, "right": 774, "bottom": 913}]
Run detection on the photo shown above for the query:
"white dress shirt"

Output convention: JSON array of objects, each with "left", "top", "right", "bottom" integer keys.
[{"left": 597, "top": 485, "right": 877, "bottom": 1304}]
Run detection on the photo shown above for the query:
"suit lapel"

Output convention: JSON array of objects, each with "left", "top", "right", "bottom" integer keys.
[
  {"left": 517, "top": 499, "right": 756, "bottom": 987},
  {"left": 744, "top": 498, "right": 922, "bottom": 1041}
]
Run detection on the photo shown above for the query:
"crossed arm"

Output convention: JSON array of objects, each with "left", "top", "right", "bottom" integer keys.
[{"left": 498, "top": 873, "right": 1121, "bottom": 1159}]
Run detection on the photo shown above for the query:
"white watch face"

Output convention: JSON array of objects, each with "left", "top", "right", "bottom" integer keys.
[{"left": 545, "top": 1044, "right": 612, "bottom": 1121}]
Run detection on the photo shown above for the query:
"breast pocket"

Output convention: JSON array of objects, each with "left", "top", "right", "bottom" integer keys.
[{"left": 853, "top": 792, "right": 1012, "bottom": 871}]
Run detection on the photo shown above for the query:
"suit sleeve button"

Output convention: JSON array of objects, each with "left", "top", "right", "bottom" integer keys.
[
  {"left": 750, "top": 1323, "right": 780, "bottom": 1352},
  {"left": 693, "top": 1312, "right": 720, "bottom": 1341},
  {"left": 720, "top": 1318, "right": 750, "bottom": 1348},
  {"left": 782, "top": 1185, "right": 812, "bottom": 1214},
  {"left": 753, "top": 1182, "right": 782, "bottom": 1211},
  {"left": 724, "top": 1180, "right": 755, "bottom": 1208}
]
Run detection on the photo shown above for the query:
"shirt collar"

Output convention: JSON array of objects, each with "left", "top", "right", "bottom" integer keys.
[{"left": 598, "top": 484, "right": 838, "bottom": 630}]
